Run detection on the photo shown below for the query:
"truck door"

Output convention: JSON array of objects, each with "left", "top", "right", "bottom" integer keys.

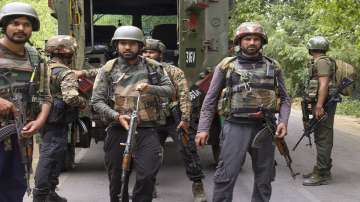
[{"left": 178, "top": 0, "right": 230, "bottom": 84}]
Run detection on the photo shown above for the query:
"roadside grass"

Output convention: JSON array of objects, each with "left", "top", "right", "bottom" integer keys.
[
  {"left": 336, "top": 97, "right": 360, "bottom": 117},
  {"left": 292, "top": 97, "right": 360, "bottom": 118}
]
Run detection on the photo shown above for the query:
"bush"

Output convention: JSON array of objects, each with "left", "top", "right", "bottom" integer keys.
[{"left": 336, "top": 97, "right": 360, "bottom": 117}]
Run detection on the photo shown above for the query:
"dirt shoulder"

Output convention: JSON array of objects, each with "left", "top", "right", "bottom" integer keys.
[
  {"left": 291, "top": 105, "right": 360, "bottom": 136},
  {"left": 333, "top": 114, "right": 360, "bottom": 136}
]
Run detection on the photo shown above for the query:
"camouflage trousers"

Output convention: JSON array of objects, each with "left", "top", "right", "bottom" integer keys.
[
  {"left": 313, "top": 103, "right": 337, "bottom": 174},
  {"left": 157, "top": 117, "right": 204, "bottom": 182}
]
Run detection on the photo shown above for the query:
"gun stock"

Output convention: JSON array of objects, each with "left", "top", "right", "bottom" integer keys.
[
  {"left": 13, "top": 93, "right": 33, "bottom": 196},
  {"left": 253, "top": 107, "right": 299, "bottom": 179},
  {"left": 119, "top": 95, "right": 140, "bottom": 202}
]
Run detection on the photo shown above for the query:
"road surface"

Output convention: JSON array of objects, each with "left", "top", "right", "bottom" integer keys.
[{"left": 24, "top": 110, "right": 360, "bottom": 202}]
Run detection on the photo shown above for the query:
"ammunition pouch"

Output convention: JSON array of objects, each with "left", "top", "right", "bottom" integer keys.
[
  {"left": 217, "top": 87, "right": 231, "bottom": 117},
  {"left": 304, "top": 79, "right": 319, "bottom": 102},
  {"left": 47, "top": 98, "right": 79, "bottom": 124}
]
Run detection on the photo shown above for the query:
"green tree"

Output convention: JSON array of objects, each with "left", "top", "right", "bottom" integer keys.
[{"left": 229, "top": 0, "right": 359, "bottom": 97}]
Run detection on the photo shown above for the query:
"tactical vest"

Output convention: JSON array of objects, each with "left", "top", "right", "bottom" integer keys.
[
  {"left": 218, "top": 56, "right": 278, "bottom": 118},
  {"left": 47, "top": 62, "right": 79, "bottom": 124},
  {"left": 47, "top": 62, "right": 73, "bottom": 98},
  {"left": 103, "top": 57, "right": 163, "bottom": 124},
  {"left": 304, "top": 56, "right": 337, "bottom": 103},
  {"left": 0, "top": 45, "right": 46, "bottom": 121}
]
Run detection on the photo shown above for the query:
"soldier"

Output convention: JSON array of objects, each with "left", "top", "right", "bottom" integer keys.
[
  {"left": 32, "top": 35, "right": 86, "bottom": 202},
  {"left": 91, "top": 26, "right": 173, "bottom": 202},
  {"left": 196, "top": 22, "right": 291, "bottom": 202},
  {"left": 302, "top": 36, "right": 337, "bottom": 186},
  {"left": 0, "top": 2, "right": 52, "bottom": 202},
  {"left": 142, "top": 38, "right": 207, "bottom": 202}
]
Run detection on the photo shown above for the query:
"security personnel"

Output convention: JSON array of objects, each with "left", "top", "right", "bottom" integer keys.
[
  {"left": 91, "top": 26, "right": 173, "bottom": 202},
  {"left": 32, "top": 35, "right": 86, "bottom": 202},
  {"left": 0, "top": 2, "right": 52, "bottom": 202},
  {"left": 142, "top": 38, "right": 207, "bottom": 202},
  {"left": 196, "top": 22, "right": 291, "bottom": 202},
  {"left": 302, "top": 36, "right": 337, "bottom": 186}
]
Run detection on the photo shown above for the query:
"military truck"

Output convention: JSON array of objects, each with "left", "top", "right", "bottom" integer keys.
[{"left": 48, "top": 0, "right": 233, "bottom": 167}]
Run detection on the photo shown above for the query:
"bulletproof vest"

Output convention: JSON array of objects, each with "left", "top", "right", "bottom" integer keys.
[
  {"left": 304, "top": 55, "right": 337, "bottom": 102},
  {"left": 219, "top": 56, "right": 278, "bottom": 118},
  {"left": 104, "top": 57, "right": 163, "bottom": 124},
  {"left": 47, "top": 62, "right": 79, "bottom": 124},
  {"left": 0, "top": 44, "right": 44, "bottom": 121}
]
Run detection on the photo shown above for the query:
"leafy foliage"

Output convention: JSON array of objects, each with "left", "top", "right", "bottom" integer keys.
[
  {"left": 229, "top": 0, "right": 360, "bottom": 98},
  {"left": 0, "top": 0, "right": 57, "bottom": 48},
  {"left": 337, "top": 97, "right": 360, "bottom": 117}
]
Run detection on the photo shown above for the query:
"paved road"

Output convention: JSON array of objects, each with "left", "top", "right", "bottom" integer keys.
[{"left": 24, "top": 110, "right": 360, "bottom": 202}]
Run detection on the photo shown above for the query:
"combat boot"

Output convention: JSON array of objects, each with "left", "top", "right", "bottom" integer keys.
[
  {"left": 192, "top": 181, "right": 207, "bottom": 202},
  {"left": 33, "top": 196, "right": 47, "bottom": 202},
  {"left": 303, "top": 166, "right": 319, "bottom": 178},
  {"left": 152, "top": 185, "right": 158, "bottom": 198},
  {"left": 303, "top": 173, "right": 332, "bottom": 186},
  {"left": 33, "top": 188, "right": 49, "bottom": 202},
  {"left": 47, "top": 191, "right": 67, "bottom": 202}
]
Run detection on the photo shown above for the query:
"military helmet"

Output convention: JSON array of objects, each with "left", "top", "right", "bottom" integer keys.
[
  {"left": 234, "top": 22, "right": 267, "bottom": 45},
  {"left": 45, "top": 35, "right": 78, "bottom": 55},
  {"left": 144, "top": 38, "right": 166, "bottom": 53},
  {"left": 111, "top": 25, "right": 145, "bottom": 46},
  {"left": 306, "top": 36, "right": 329, "bottom": 51},
  {"left": 0, "top": 2, "right": 40, "bottom": 31}
]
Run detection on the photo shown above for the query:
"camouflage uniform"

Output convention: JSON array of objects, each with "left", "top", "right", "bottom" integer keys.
[
  {"left": 157, "top": 63, "right": 205, "bottom": 182},
  {"left": 0, "top": 42, "right": 52, "bottom": 202},
  {"left": 33, "top": 35, "right": 84, "bottom": 202},
  {"left": 0, "top": 3, "right": 52, "bottom": 202},
  {"left": 303, "top": 36, "right": 337, "bottom": 186},
  {"left": 91, "top": 55, "right": 173, "bottom": 202},
  {"left": 142, "top": 38, "right": 206, "bottom": 201},
  {"left": 197, "top": 22, "right": 291, "bottom": 202},
  {"left": 92, "top": 26, "right": 173, "bottom": 202}
]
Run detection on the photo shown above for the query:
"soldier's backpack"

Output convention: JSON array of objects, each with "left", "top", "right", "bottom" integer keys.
[{"left": 334, "top": 59, "right": 357, "bottom": 96}]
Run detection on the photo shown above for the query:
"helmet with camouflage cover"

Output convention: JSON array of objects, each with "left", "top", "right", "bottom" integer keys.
[
  {"left": 0, "top": 2, "right": 40, "bottom": 31},
  {"left": 234, "top": 22, "right": 267, "bottom": 45},
  {"left": 144, "top": 38, "right": 166, "bottom": 53},
  {"left": 45, "top": 35, "right": 78, "bottom": 55},
  {"left": 306, "top": 36, "right": 329, "bottom": 51},
  {"left": 111, "top": 25, "right": 145, "bottom": 46}
]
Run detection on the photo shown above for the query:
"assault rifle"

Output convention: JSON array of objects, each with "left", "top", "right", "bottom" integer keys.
[
  {"left": 0, "top": 75, "right": 33, "bottom": 195},
  {"left": 292, "top": 77, "right": 354, "bottom": 151},
  {"left": 119, "top": 94, "right": 140, "bottom": 202},
  {"left": 251, "top": 107, "right": 299, "bottom": 179}
]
